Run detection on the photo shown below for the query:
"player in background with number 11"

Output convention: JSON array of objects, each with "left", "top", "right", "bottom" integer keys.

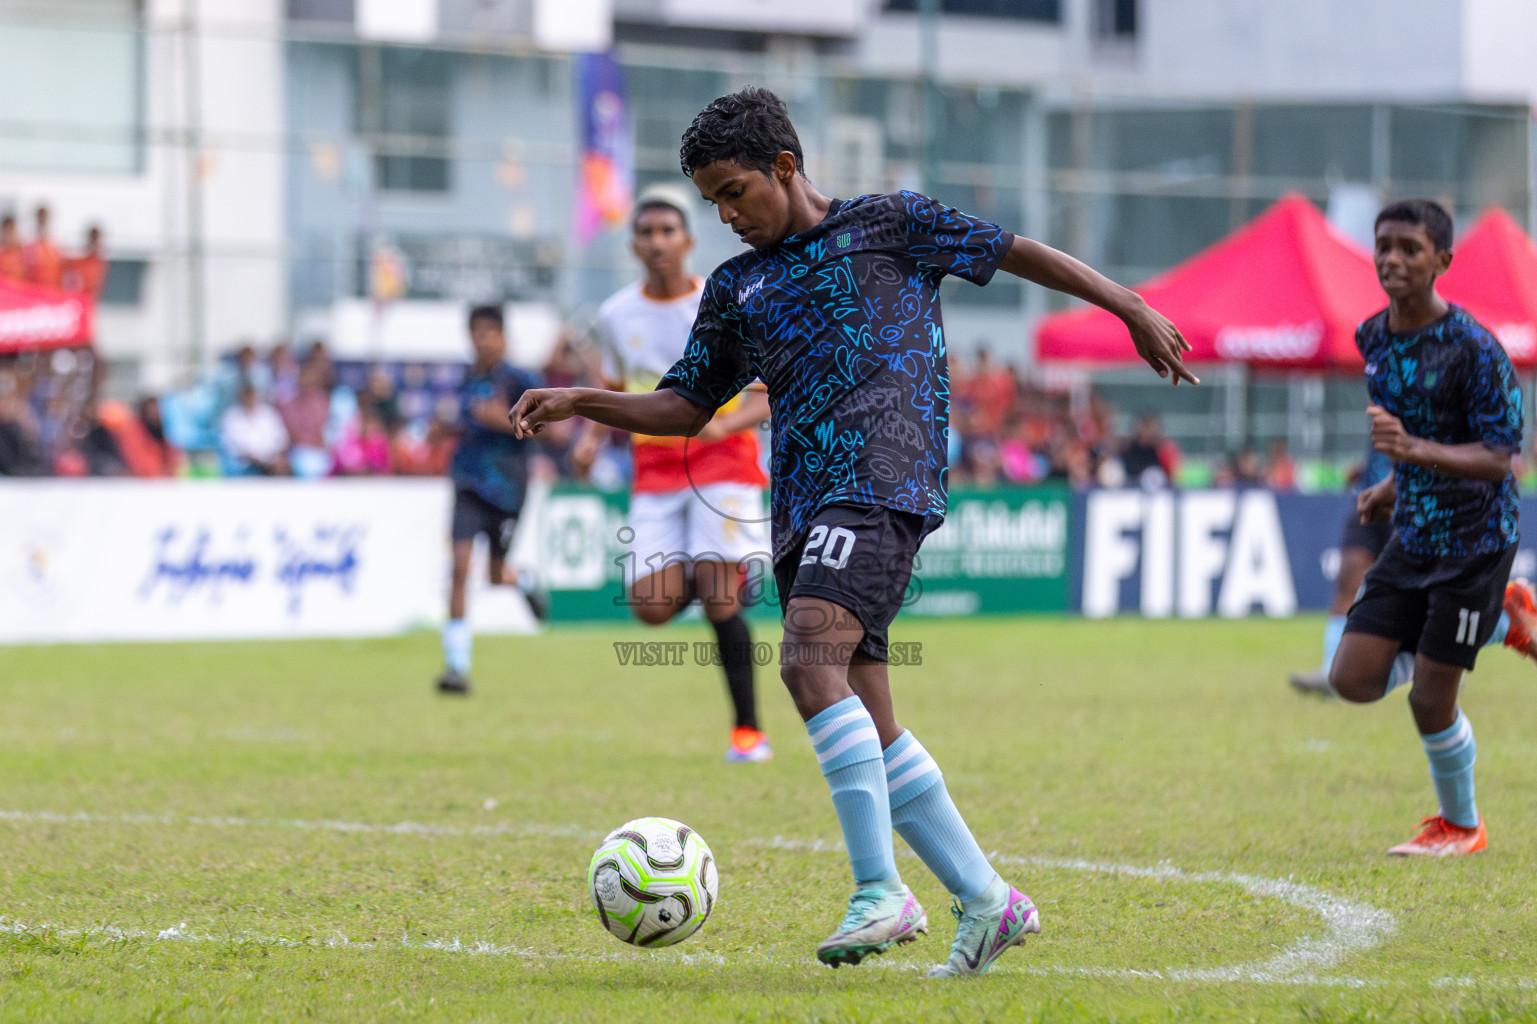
[
  {"left": 1329, "top": 198, "right": 1530, "bottom": 857},
  {"left": 511, "top": 88, "right": 1195, "bottom": 976}
]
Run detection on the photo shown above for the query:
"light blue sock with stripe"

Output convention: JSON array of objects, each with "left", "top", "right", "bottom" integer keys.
[
  {"left": 1321, "top": 615, "right": 1346, "bottom": 674},
  {"left": 806, "top": 697, "right": 899, "bottom": 887},
  {"left": 442, "top": 618, "right": 472, "bottom": 674},
  {"left": 1384, "top": 651, "right": 1414, "bottom": 695},
  {"left": 1422, "top": 710, "right": 1478, "bottom": 829},
  {"left": 884, "top": 731, "right": 997, "bottom": 904}
]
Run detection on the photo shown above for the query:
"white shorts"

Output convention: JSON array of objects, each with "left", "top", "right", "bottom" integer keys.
[{"left": 626, "top": 482, "right": 769, "bottom": 583}]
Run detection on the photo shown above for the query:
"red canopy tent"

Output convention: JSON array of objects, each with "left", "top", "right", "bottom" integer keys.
[
  {"left": 1439, "top": 207, "right": 1537, "bottom": 368},
  {"left": 1035, "top": 194, "right": 1383, "bottom": 369},
  {"left": 0, "top": 278, "right": 95, "bottom": 354}
]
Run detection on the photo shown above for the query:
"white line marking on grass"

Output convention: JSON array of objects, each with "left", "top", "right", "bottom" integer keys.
[
  {"left": 995, "top": 854, "right": 1391, "bottom": 987},
  {"left": 0, "top": 808, "right": 602, "bottom": 840},
  {"left": 0, "top": 916, "right": 728, "bottom": 967},
  {"left": 12, "top": 807, "right": 1525, "bottom": 990}
]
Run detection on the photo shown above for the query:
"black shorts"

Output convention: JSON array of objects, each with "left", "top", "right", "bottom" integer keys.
[
  {"left": 451, "top": 488, "right": 519, "bottom": 560},
  {"left": 1339, "top": 514, "right": 1392, "bottom": 557},
  {"left": 1345, "top": 534, "right": 1516, "bottom": 671},
  {"left": 772, "top": 503, "right": 938, "bottom": 662}
]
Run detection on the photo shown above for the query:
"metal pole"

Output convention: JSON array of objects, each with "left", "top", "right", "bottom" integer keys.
[
  {"left": 183, "top": 0, "right": 207, "bottom": 370},
  {"left": 919, "top": 0, "right": 940, "bottom": 195}
]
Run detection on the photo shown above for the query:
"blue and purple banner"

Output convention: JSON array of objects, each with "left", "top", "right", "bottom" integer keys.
[{"left": 575, "top": 53, "right": 633, "bottom": 245}]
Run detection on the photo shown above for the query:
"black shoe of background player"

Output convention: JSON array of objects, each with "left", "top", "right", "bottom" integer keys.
[
  {"left": 436, "top": 669, "right": 471, "bottom": 695},
  {"left": 520, "top": 584, "right": 549, "bottom": 622}
]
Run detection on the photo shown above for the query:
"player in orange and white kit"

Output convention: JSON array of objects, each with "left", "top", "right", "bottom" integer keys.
[{"left": 574, "top": 185, "right": 774, "bottom": 762}]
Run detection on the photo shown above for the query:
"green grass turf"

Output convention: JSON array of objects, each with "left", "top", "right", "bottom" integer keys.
[{"left": 1, "top": 616, "right": 1536, "bottom": 1022}]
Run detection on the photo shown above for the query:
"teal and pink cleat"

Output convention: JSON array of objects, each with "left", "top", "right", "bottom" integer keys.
[
  {"left": 928, "top": 882, "right": 1041, "bottom": 978},
  {"left": 815, "top": 885, "right": 927, "bottom": 967}
]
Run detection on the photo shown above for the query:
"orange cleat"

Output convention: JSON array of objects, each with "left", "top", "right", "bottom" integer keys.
[
  {"left": 726, "top": 727, "right": 773, "bottom": 763},
  {"left": 1386, "top": 815, "right": 1487, "bottom": 857},
  {"left": 1502, "top": 578, "right": 1537, "bottom": 660}
]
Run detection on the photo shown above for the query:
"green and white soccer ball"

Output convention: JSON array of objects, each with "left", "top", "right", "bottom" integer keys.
[{"left": 587, "top": 816, "right": 718, "bottom": 947}]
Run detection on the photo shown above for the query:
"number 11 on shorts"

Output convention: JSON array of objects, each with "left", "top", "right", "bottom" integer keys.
[{"left": 1456, "top": 608, "right": 1480, "bottom": 646}]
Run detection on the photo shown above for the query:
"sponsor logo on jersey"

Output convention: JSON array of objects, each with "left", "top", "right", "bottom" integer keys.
[{"left": 736, "top": 276, "right": 766, "bottom": 304}]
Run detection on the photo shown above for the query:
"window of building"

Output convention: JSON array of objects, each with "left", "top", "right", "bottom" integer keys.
[
  {"left": 884, "top": 0, "right": 1061, "bottom": 23},
  {"left": 0, "top": 0, "right": 143, "bottom": 174},
  {"left": 287, "top": 0, "right": 353, "bottom": 21},
  {"left": 99, "top": 259, "right": 147, "bottom": 306},
  {"left": 1094, "top": 0, "right": 1137, "bottom": 39},
  {"left": 358, "top": 47, "right": 453, "bottom": 193}
]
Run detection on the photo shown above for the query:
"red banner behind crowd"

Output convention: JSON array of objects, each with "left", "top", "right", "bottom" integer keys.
[{"left": 0, "top": 277, "right": 94, "bottom": 353}]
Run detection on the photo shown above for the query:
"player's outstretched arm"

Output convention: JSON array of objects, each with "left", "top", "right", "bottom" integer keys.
[
  {"left": 1000, "top": 237, "right": 1198, "bottom": 385},
  {"left": 509, "top": 387, "right": 711, "bottom": 440},
  {"left": 1367, "top": 405, "right": 1512, "bottom": 482}
]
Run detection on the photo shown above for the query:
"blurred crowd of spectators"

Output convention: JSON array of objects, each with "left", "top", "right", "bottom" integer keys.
[
  {"left": 0, "top": 204, "right": 106, "bottom": 294},
  {"left": 949, "top": 347, "right": 1298, "bottom": 492},
  {"left": 0, "top": 333, "right": 604, "bottom": 482},
  {"left": 3, "top": 331, "right": 1313, "bottom": 491}
]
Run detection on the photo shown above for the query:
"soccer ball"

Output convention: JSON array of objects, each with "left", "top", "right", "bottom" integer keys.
[{"left": 587, "top": 816, "right": 719, "bottom": 947}]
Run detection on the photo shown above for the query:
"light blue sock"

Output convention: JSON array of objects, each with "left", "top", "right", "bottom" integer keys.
[
  {"left": 442, "top": 618, "right": 472, "bottom": 674},
  {"left": 1486, "top": 610, "right": 1510, "bottom": 647},
  {"left": 1384, "top": 651, "right": 1415, "bottom": 695},
  {"left": 1322, "top": 615, "right": 1347, "bottom": 674},
  {"left": 884, "top": 731, "right": 997, "bottom": 904},
  {"left": 1422, "top": 710, "right": 1478, "bottom": 828},
  {"left": 807, "top": 697, "right": 898, "bottom": 886}
]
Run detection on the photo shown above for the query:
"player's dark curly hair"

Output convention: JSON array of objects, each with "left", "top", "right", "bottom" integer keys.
[
  {"left": 679, "top": 87, "right": 804, "bottom": 179},
  {"left": 1375, "top": 198, "right": 1454, "bottom": 253}
]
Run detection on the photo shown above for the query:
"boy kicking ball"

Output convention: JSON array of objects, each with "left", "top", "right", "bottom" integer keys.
[
  {"left": 1329, "top": 199, "right": 1525, "bottom": 856},
  {"left": 512, "top": 88, "right": 1193, "bottom": 974}
]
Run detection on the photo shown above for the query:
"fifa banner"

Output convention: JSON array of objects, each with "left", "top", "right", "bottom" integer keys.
[
  {"left": 0, "top": 479, "right": 531, "bottom": 643},
  {"left": 539, "top": 484, "right": 1072, "bottom": 621},
  {"left": 1070, "top": 489, "right": 1537, "bottom": 618}
]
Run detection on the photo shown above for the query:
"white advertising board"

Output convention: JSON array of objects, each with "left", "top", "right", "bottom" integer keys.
[{"left": 0, "top": 480, "right": 536, "bottom": 644}]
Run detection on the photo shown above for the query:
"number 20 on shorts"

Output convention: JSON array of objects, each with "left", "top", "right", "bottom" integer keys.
[{"left": 800, "top": 526, "right": 857, "bottom": 569}]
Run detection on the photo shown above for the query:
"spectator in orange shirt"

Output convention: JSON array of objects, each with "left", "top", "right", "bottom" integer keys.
[
  {"left": 964, "top": 346, "right": 1017, "bottom": 440},
  {"left": 1266, "top": 439, "right": 1297, "bottom": 491},
  {"left": 97, "top": 396, "right": 180, "bottom": 477},
  {"left": 24, "top": 205, "right": 63, "bottom": 290},
  {"left": 62, "top": 225, "right": 108, "bottom": 296},
  {"left": 0, "top": 216, "right": 24, "bottom": 282}
]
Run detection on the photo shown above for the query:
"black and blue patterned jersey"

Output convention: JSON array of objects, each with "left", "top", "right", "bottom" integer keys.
[
  {"left": 1358, "top": 305, "right": 1522, "bottom": 557},
  {"left": 657, "top": 191, "right": 1014, "bottom": 561},
  {"left": 1360, "top": 447, "right": 1394, "bottom": 491},
  {"left": 450, "top": 361, "right": 543, "bottom": 514}
]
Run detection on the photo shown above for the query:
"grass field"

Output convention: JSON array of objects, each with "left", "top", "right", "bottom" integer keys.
[{"left": 2, "top": 615, "right": 1536, "bottom": 1022}]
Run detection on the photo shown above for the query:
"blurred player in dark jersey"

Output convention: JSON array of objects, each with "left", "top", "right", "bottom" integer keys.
[
  {"left": 510, "top": 87, "right": 1194, "bottom": 976},
  {"left": 1329, "top": 199, "right": 1537, "bottom": 856},
  {"left": 437, "top": 305, "right": 544, "bottom": 695}
]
